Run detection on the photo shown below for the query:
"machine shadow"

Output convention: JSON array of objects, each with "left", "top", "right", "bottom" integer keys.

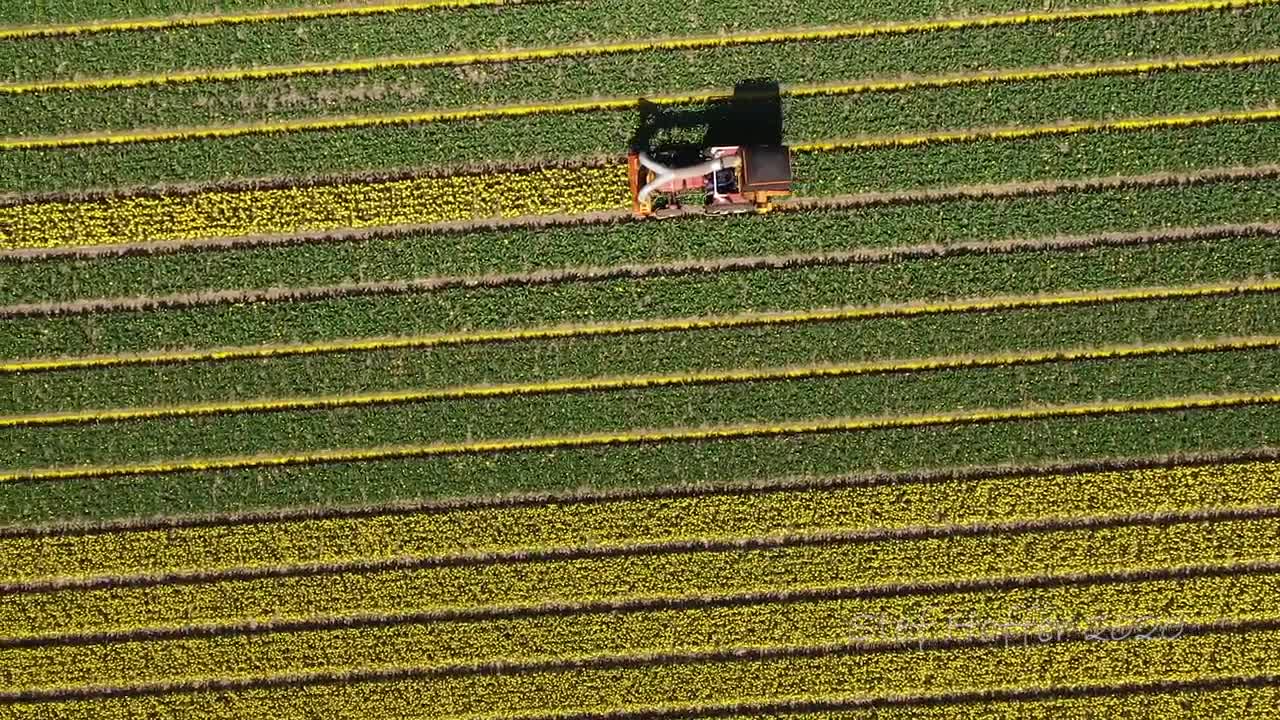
[{"left": 628, "top": 79, "right": 784, "bottom": 165}]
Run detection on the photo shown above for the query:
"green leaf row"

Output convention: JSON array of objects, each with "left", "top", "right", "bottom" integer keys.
[
  {"left": 7, "top": 33, "right": 1280, "bottom": 193},
  {"left": 7, "top": 7, "right": 1275, "bottom": 137},
  {"left": 8, "top": 346, "right": 1277, "bottom": 471},
  {"left": 2, "top": 232, "right": 1276, "bottom": 359},
  {"left": 3, "top": 0, "right": 1157, "bottom": 82},
  {"left": 5, "top": 0, "right": 364, "bottom": 26},
  {"left": 2, "top": 396, "right": 1275, "bottom": 525},
  {"left": 8, "top": 290, "right": 1280, "bottom": 418}
]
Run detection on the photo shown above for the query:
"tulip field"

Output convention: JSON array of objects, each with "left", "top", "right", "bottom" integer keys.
[{"left": 3, "top": 0, "right": 1280, "bottom": 715}]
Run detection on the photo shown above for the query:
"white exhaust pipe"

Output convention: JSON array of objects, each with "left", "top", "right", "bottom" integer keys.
[{"left": 636, "top": 152, "right": 740, "bottom": 203}]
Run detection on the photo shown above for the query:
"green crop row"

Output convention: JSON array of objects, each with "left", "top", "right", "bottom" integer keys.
[
  {"left": 794, "top": 120, "right": 1280, "bottom": 198},
  {"left": 5, "top": 0, "right": 371, "bottom": 26},
  {"left": 2, "top": 231, "right": 1275, "bottom": 360},
  {"left": 7, "top": 347, "right": 1277, "bottom": 471},
  {"left": 3, "top": 570, "right": 1274, "bottom": 693},
  {"left": 4, "top": 170, "right": 1276, "bottom": 308},
  {"left": 8, "top": 50, "right": 1280, "bottom": 194},
  {"left": 3, "top": 400, "right": 1276, "bottom": 525},
  {"left": 11, "top": 342, "right": 1278, "bottom": 470},
  {"left": 8, "top": 107, "right": 1280, "bottom": 212},
  {"left": 8, "top": 7, "right": 1274, "bottom": 137},
  {"left": 2, "top": 514, "right": 1274, "bottom": 638},
  {"left": 2, "top": 0, "right": 1161, "bottom": 82},
  {"left": 6, "top": 291, "right": 1280, "bottom": 417}
]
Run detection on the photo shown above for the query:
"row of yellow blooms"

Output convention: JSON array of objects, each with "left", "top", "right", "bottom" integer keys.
[
  {"left": 7, "top": 628, "right": 1278, "bottom": 719},
  {"left": 5, "top": 460, "right": 1278, "bottom": 584},
  {"left": 5, "top": 571, "right": 1276, "bottom": 694},
  {"left": 0, "top": 165, "right": 631, "bottom": 250},
  {"left": 5, "top": 516, "right": 1276, "bottom": 641}
]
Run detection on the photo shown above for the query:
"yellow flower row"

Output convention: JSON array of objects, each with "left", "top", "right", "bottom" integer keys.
[
  {"left": 11, "top": 52, "right": 1276, "bottom": 150},
  {"left": 7, "top": 627, "right": 1277, "bottom": 718},
  {"left": 0, "top": 164, "right": 630, "bottom": 250},
  {"left": 3, "top": 0, "right": 1260, "bottom": 94},
  {"left": 746, "top": 686, "right": 1280, "bottom": 720},
  {"left": 5, "top": 569, "right": 1275, "bottom": 693},
  {"left": 4, "top": 392, "right": 1279, "bottom": 484},
  {"left": 3, "top": 515, "right": 1275, "bottom": 641},
  {"left": 5, "top": 458, "right": 1278, "bottom": 586},
  {"left": 6, "top": 279, "right": 1278, "bottom": 374}
]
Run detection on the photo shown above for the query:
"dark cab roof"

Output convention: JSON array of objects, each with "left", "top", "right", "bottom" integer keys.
[{"left": 740, "top": 146, "right": 792, "bottom": 192}]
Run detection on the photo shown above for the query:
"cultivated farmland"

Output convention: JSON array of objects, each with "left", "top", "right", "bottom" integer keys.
[{"left": 1, "top": 0, "right": 1279, "bottom": 715}]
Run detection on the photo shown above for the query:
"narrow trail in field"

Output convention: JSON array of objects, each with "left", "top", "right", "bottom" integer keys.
[
  {"left": 4, "top": 335, "right": 1276, "bottom": 430},
  {"left": 3, "top": 448, "right": 1276, "bottom": 539},
  {"left": 4, "top": 504, "right": 1276, "bottom": 595},
  {"left": 4, "top": 279, "right": 1278, "bottom": 374},
  {"left": 1, "top": 0, "right": 1264, "bottom": 95},
  {"left": 0, "top": 0, "right": 545, "bottom": 40},
  {"left": 5, "top": 559, "right": 1275, "bottom": 650},
  {"left": 1, "top": 392, "right": 1277, "bottom": 484},
  {"left": 3, "top": 617, "right": 1276, "bottom": 703},
  {"left": 6, "top": 223, "right": 1274, "bottom": 319},
  {"left": 9, "top": 50, "right": 1277, "bottom": 150}
]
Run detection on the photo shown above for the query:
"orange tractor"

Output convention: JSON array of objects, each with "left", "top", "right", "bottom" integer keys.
[{"left": 628, "top": 144, "right": 792, "bottom": 218}]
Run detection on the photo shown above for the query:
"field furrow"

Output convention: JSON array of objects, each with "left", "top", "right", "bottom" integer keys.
[
  {"left": 733, "top": 682, "right": 1280, "bottom": 719},
  {"left": 14, "top": 0, "right": 1192, "bottom": 78},
  {"left": 7, "top": 341, "right": 1278, "bottom": 470},
  {"left": 9, "top": 287, "right": 1279, "bottom": 422},
  {"left": 6, "top": 403, "right": 1277, "bottom": 525},
  {"left": 5, "top": 221, "right": 1276, "bottom": 321},
  {"left": 9, "top": 239, "right": 1279, "bottom": 360}
]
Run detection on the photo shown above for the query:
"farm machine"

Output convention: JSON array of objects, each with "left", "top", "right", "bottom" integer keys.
[{"left": 628, "top": 144, "right": 793, "bottom": 218}]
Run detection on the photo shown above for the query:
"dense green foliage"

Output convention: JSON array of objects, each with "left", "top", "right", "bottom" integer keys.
[
  {"left": 4, "top": 234, "right": 1276, "bottom": 359},
  {"left": 2, "top": 407, "right": 1273, "bottom": 524},
  {"left": 7, "top": 292, "right": 1278, "bottom": 416},
  {"left": 3, "top": 0, "right": 1159, "bottom": 80},
  {"left": 8, "top": 7, "right": 1277, "bottom": 136},
  {"left": 11, "top": 349, "right": 1278, "bottom": 470}
]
